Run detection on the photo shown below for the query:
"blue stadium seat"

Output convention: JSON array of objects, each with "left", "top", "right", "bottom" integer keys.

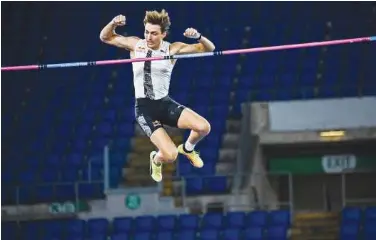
[
  {"left": 248, "top": 211, "right": 268, "bottom": 228},
  {"left": 301, "top": 72, "right": 316, "bottom": 86},
  {"left": 208, "top": 119, "right": 226, "bottom": 135},
  {"left": 87, "top": 236, "right": 107, "bottom": 240},
  {"left": 186, "top": 178, "right": 204, "bottom": 195},
  {"left": 193, "top": 92, "right": 212, "bottom": 107},
  {"left": 102, "top": 109, "right": 116, "bottom": 122},
  {"left": 133, "top": 232, "right": 152, "bottom": 240},
  {"left": 3, "top": 222, "right": 18, "bottom": 239},
  {"left": 176, "top": 230, "right": 196, "bottom": 240},
  {"left": 226, "top": 211, "right": 246, "bottom": 228},
  {"left": 365, "top": 207, "right": 376, "bottom": 221},
  {"left": 113, "top": 217, "right": 133, "bottom": 233},
  {"left": 269, "top": 210, "right": 291, "bottom": 227},
  {"left": 87, "top": 218, "right": 109, "bottom": 237},
  {"left": 205, "top": 176, "right": 228, "bottom": 193},
  {"left": 267, "top": 226, "right": 287, "bottom": 240},
  {"left": 174, "top": 92, "right": 190, "bottom": 103},
  {"left": 179, "top": 214, "right": 199, "bottom": 230},
  {"left": 342, "top": 207, "right": 362, "bottom": 224},
  {"left": 66, "top": 154, "right": 84, "bottom": 168},
  {"left": 18, "top": 171, "right": 38, "bottom": 185},
  {"left": 200, "top": 148, "right": 219, "bottom": 163},
  {"left": 216, "top": 76, "right": 233, "bottom": 90},
  {"left": 223, "top": 228, "right": 242, "bottom": 240},
  {"left": 202, "top": 213, "right": 223, "bottom": 229},
  {"left": 195, "top": 77, "right": 215, "bottom": 89},
  {"left": 61, "top": 169, "right": 80, "bottom": 182},
  {"left": 244, "top": 227, "right": 263, "bottom": 240},
  {"left": 211, "top": 106, "right": 229, "bottom": 119},
  {"left": 21, "top": 221, "right": 40, "bottom": 238},
  {"left": 111, "top": 233, "right": 130, "bottom": 240},
  {"left": 193, "top": 162, "right": 216, "bottom": 176},
  {"left": 77, "top": 183, "right": 104, "bottom": 199},
  {"left": 340, "top": 223, "right": 359, "bottom": 240},
  {"left": 135, "top": 216, "right": 155, "bottom": 232},
  {"left": 43, "top": 220, "right": 64, "bottom": 238},
  {"left": 194, "top": 106, "right": 210, "bottom": 118},
  {"left": 200, "top": 229, "right": 219, "bottom": 240},
  {"left": 114, "top": 137, "right": 131, "bottom": 150},
  {"left": 178, "top": 160, "right": 194, "bottom": 176},
  {"left": 82, "top": 166, "right": 103, "bottom": 182},
  {"left": 157, "top": 215, "right": 177, "bottom": 231},
  {"left": 18, "top": 186, "right": 35, "bottom": 205},
  {"left": 156, "top": 231, "right": 174, "bottom": 240},
  {"left": 118, "top": 122, "right": 134, "bottom": 136},
  {"left": 65, "top": 219, "right": 85, "bottom": 238},
  {"left": 36, "top": 185, "right": 54, "bottom": 203},
  {"left": 55, "top": 184, "right": 75, "bottom": 201},
  {"left": 364, "top": 220, "right": 376, "bottom": 240}
]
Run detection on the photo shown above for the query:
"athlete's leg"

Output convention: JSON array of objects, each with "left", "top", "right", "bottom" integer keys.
[
  {"left": 176, "top": 108, "right": 210, "bottom": 168},
  {"left": 177, "top": 108, "right": 211, "bottom": 147},
  {"left": 135, "top": 101, "right": 178, "bottom": 182},
  {"left": 147, "top": 128, "right": 178, "bottom": 182},
  {"left": 161, "top": 96, "right": 209, "bottom": 168},
  {"left": 150, "top": 127, "right": 179, "bottom": 163}
]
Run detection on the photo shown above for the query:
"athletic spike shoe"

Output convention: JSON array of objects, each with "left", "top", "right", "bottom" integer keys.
[
  {"left": 150, "top": 151, "right": 163, "bottom": 182},
  {"left": 177, "top": 144, "right": 204, "bottom": 168}
]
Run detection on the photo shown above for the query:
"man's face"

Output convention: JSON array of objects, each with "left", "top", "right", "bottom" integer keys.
[{"left": 144, "top": 23, "right": 166, "bottom": 49}]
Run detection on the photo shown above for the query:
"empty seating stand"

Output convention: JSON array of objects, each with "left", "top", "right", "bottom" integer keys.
[
  {"left": 2, "top": 2, "right": 375, "bottom": 203},
  {"left": 340, "top": 206, "right": 376, "bottom": 240},
  {"left": 2, "top": 210, "right": 291, "bottom": 240}
]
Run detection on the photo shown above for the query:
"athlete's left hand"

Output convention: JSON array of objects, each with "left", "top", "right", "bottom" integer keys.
[{"left": 183, "top": 28, "right": 201, "bottom": 40}]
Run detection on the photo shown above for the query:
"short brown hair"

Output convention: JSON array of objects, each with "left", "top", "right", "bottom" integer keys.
[{"left": 143, "top": 9, "right": 171, "bottom": 33}]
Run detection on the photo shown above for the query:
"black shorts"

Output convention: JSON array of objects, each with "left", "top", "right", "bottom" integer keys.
[{"left": 134, "top": 95, "right": 186, "bottom": 137}]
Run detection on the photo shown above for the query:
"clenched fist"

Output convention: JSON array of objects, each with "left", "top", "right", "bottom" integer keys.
[
  {"left": 112, "top": 15, "right": 126, "bottom": 26},
  {"left": 183, "top": 27, "right": 201, "bottom": 40}
]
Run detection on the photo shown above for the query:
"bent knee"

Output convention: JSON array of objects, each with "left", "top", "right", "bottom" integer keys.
[
  {"left": 195, "top": 120, "right": 211, "bottom": 135},
  {"left": 161, "top": 148, "right": 178, "bottom": 163}
]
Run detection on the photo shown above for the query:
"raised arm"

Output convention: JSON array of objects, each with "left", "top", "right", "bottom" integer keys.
[
  {"left": 99, "top": 15, "right": 140, "bottom": 51},
  {"left": 171, "top": 28, "right": 216, "bottom": 55}
]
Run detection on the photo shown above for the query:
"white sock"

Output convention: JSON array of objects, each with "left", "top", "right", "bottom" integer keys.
[
  {"left": 184, "top": 141, "right": 196, "bottom": 152},
  {"left": 153, "top": 151, "right": 163, "bottom": 165}
]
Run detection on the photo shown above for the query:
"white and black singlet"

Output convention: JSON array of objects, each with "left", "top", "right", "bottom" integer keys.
[{"left": 132, "top": 39, "right": 186, "bottom": 137}]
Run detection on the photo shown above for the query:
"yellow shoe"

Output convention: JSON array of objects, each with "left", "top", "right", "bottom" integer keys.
[
  {"left": 178, "top": 144, "right": 204, "bottom": 168},
  {"left": 150, "top": 151, "right": 163, "bottom": 182}
]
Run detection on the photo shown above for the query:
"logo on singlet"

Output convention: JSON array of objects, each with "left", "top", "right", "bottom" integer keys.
[{"left": 152, "top": 120, "right": 161, "bottom": 127}]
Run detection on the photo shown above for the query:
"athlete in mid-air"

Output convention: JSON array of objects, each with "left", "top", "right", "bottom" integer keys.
[{"left": 100, "top": 9, "right": 216, "bottom": 182}]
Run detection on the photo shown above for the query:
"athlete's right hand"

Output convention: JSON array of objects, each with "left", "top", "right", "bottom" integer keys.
[{"left": 111, "top": 15, "right": 126, "bottom": 26}]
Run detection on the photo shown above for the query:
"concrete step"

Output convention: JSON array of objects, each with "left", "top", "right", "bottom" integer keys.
[
  {"left": 124, "top": 164, "right": 173, "bottom": 175},
  {"left": 127, "top": 152, "right": 150, "bottom": 167},
  {"left": 126, "top": 152, "right": 179, "bottom": 169},
  {"left": 216, "top": 162, "right": 236, "bottom": 175},
  {"left": 294, "top": 220, "right": 338, "bottom": 228},
  {"left": 222, "top": 133, "right": 240, "bottom": 149},
  {"left": 226, "top": 120, "right": 241, "bottom": 133},
  {"left": 123, "top": 170, "right": 175, "bottom": 188},
  {"left": 292, "top": 226, "right": 339, "bottom": 234},
  {"left": 219, "top": 148, "right": 237, "bottom": 162},
  {"left": 294, "top": 212, "right": 339, "bottom": 221},
  {"left": 122, "top": 174, "right": 156, "bottom": 187},
  {"left": 132, "top": 143, "right": 156, "bottom": 153},
  {"left": 291, "top": 229, "right": 338, "bottom": 240},
  {"left": 124, "top": 163, "right": 175, "bottom": 174},
  {"left": 291, "top": 212, "right": 340, "bottom": 240}
]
